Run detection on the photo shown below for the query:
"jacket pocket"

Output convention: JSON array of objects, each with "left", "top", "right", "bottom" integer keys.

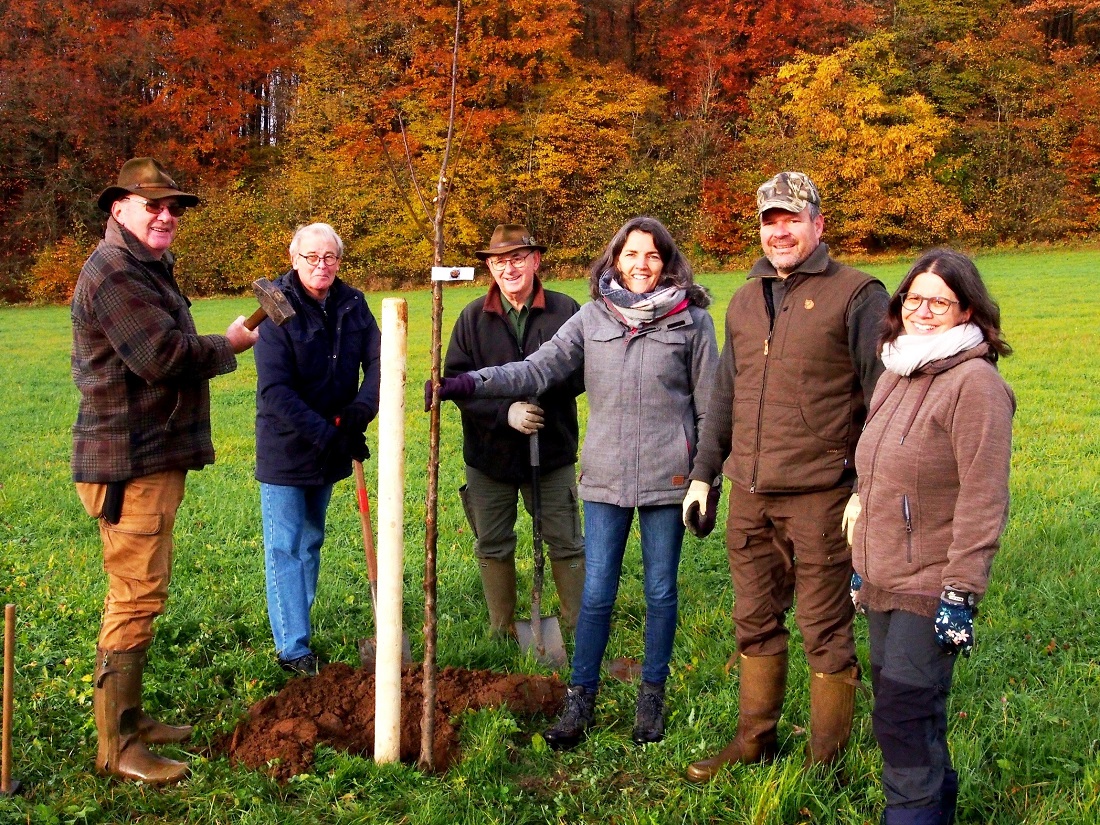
[{"left": 902, "top": 493, "right": 913, "bottom": 564}]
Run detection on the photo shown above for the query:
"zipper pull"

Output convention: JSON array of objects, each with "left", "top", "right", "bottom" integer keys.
[
  {"left": 902, "top": 494, "right": 912, "bottom": 533},
  {"left": 763, "top": 338, "right": 769, "bottom": 356}
]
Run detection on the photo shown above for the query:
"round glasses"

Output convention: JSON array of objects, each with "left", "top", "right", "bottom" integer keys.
[
  {"left": 125, "top": 195, "right": 188, "bottom": 218},
  {"left": 901, "top": 293, "right": 959, "bottom": 315},
  {"left": 298, "top": 252, "right": 340, "bottom": 268},
  {"left": 486, "top": 250, "right": 534, "bottom": 273}
]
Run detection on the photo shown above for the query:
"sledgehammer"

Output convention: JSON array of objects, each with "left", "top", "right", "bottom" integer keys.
[{"left": 243, "top": 279, "right": 296, "bottom": 330}]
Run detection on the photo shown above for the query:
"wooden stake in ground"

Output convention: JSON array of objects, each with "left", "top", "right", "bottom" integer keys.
[
  {"left": 1, "top": 603, "right": 20, "bottom": 796},
  {"left": 374, "top": 299, "right": 408, "bottom": 765}
]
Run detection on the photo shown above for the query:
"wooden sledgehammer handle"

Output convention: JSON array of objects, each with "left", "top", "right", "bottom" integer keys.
[{"left": 243, "top": 306, "right": 268, "bottom": 330}]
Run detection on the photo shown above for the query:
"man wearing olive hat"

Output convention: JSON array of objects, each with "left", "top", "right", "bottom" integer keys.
[
  {"left": 683, "top": 172, "right": 889, "bottom": 780},
  {"left": 443, "top": 224, "right": 586, "bottom": 639},
  {"left": 71, "top": 157, "right": 258, "bottom": 784}
]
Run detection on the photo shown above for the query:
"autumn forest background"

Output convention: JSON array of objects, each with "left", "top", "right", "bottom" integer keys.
[{"left": 3, "top": 0, "right": 1099, "bottom": 303}]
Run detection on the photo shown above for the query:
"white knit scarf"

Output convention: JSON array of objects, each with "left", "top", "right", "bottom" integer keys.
[{"left": 881, "top": 323, "right": 985, "bottom": 377}]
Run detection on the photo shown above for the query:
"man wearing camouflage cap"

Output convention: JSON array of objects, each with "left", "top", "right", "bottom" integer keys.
[{"left": 682, "top": 172, "right": 889, "bottom": 780}]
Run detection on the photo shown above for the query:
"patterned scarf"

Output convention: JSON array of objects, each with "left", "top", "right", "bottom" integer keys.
[{"left": 598, "top": 270, "right": 687, "bottom": 329}]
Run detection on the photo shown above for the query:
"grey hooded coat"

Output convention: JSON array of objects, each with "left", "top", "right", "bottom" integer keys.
[{"left": 471, "top": 298, "right": 718, "bottom": 508}]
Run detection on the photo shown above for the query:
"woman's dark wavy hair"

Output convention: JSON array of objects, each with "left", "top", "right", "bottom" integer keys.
[
  {"left": 881, "top": 247, "right": 1012, "bottom": 359},
  {"left": 587, "top": 216, "right": 711, "bottom": 308}
]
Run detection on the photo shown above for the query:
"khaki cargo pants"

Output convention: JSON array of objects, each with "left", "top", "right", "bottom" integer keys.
[{"left": 76, "top": 470, "right": 186, "bottom": 651}]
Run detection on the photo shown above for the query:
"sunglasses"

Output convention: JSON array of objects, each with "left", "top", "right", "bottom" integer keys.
[{"left": 125, "top": 195, "right": 188, "bottom": 218}]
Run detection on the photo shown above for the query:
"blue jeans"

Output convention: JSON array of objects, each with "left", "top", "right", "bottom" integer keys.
[
  {"left": 261, "top": 482, "right": 333, "bottom": 661},
  {"left": 571, "top": 501, "right": 685, "bottom": 690}
]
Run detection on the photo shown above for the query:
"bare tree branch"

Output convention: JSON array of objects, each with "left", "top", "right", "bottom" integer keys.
[{"left": 376, "top": 132, "right": 432, "bottom": 241}]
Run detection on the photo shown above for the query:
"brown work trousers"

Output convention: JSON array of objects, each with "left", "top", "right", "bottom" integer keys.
[
  {"left": 725, "top": 483, "right": 856, "bottom": 675},
  {"left": 76, "top": 470, "right": 187, "bottom": 651}
]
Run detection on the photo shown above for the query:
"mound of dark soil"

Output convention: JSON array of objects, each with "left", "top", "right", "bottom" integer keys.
[{"left": 219, "top": 663, "right": 565, "bottom": 779}]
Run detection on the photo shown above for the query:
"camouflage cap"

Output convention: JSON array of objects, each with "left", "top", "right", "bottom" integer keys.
[{"left": 756, "top": 171, "right": 820, "bottom": 215}]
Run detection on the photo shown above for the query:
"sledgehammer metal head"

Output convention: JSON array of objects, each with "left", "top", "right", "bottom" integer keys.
[{"left": 244, "top": 279, "right": 296, "bottom": 330}]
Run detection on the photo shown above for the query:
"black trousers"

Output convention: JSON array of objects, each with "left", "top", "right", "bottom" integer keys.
[{"left": 868, "top": 608, "right": 958, "bottom": 812}]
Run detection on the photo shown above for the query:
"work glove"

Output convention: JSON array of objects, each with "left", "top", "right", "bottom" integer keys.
[
  {"left": 850, "top": 572, "right": 864, "bottom": 614},
  {"left": 507, "top": 401, "right": 544, "bottom": 435},
  {"left": 328, "top": 428, "right": 369, "bottom": 463},
  {"left": 683, "top": 479, "right": 720, "bottom": 538},
  {"left": 841, "top": 493, "right": 861, "bottom": 546},
  {"left": 337, "top": 402, "right": 372, "bottom": 433},
  {"left": 934, "top": 588, "right": 976, "bottom": 657},
  {"left": 423, "top": 373, "right": 477, "bottom": 411},
  {"left": 101, "top": 480, "right": 127, "bottom": 525}
]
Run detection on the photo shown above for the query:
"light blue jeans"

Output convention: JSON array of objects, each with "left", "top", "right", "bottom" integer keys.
[
  {"left": 261, "top": 482, "right": 333, "bottom": 661},
  {"left": 570, "top": 501, "right": 685, "bottom": 690}
]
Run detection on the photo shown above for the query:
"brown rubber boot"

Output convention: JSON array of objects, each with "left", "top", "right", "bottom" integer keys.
[
  {"left": 805, "top": 665, "right": 860, "bottom": 767},
  {"left": 94, "top": 648, "right": 189, "bottom": 785},
  {"left": 685, "top": 652, "right": 788, "bottom": 783},
  {"left": 136, "top": 712, "right": 193, "bottom": 745},
  {"left": 550, "top": 557, "right": 585, "bottom": 631},
  {"left": 478, "top": 557, "right": 518, "bottom": 639}
]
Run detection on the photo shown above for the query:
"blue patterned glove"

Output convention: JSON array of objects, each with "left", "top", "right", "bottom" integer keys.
[
  {"left": 934, "top": 588, "right": 975, "bottom": 657},
  {"left": 850, "top": 572, "right": 864, "bottom": 614}
]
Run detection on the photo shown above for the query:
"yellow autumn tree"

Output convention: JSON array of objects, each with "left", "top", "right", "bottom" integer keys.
[{"left": 732, "top": 33, "right": 981, "bottom": 252}]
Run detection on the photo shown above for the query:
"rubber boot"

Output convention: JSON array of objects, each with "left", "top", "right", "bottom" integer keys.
[
  {"left": 94, "top": 648, "right": 189, "bottom": 784},
  {"left": 805, "top": 665, "right": 860, "bottom": 767},
  {"left": 478, "top": 557, "right": 517, "bottom": 639},
  {"left": 685, "top": 652, "right": 787, "bottom": 782},
  {"left": 105, "top": 649, "right": 192, "bottom": 743},
  {"left": 137, "top": 711, "right": 193, "bottom": 745},
  {"left": 551, "top": 557, "right": 585, "bottom": 631},
  {"left": 543, "top": 684, "right": 596, "bottom": 751},
  {"left": 632, "top": 680, "right": 666, "bottom": 744}
]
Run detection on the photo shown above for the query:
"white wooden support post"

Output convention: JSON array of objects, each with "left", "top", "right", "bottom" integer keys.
[{"left": 374, "top": 298, "right": 408, "bottom": 764}]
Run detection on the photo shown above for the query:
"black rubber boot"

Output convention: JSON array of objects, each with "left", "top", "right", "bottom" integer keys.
[
  {"left": 543, "top": 685, "right": 596, "bottom": 751},
  {"left": 632, "top": 680, "right": 666, "bottom": 744}
]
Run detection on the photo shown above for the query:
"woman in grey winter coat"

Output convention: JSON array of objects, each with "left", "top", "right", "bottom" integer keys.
[{"left": 435, "top": 216, "right": 718, "bottom": 749}]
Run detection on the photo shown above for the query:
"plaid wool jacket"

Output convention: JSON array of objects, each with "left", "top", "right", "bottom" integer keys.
[{"left": 70, "top": 218, "right": 237, "bottom": 482}]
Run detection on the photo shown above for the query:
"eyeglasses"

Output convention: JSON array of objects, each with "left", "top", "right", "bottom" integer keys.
[
  {"left": 901, "top": 293, "right": 960, "bottom": 315},
  {"left": 486, "top": 250, "right": 534, "bottom": 273},
  {"left": 125, "top": 195, "right": 188, "bottom": 218},
  {"left": 298, "top": 252, "right": 341, "bottom": 268}
]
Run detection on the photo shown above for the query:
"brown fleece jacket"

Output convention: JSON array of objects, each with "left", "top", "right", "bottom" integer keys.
[{"left": 852, "top": 344, "right": 1016, "bottom": 616}]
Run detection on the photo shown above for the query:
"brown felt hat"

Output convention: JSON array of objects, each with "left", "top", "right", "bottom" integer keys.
[
  {"left": 97, "top": 157, "right": 200, "bottom": 213},
  {"left": 474, "top": 224, "right": 546, "bottom": 260}
]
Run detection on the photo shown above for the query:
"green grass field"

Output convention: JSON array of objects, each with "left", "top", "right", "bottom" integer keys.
[{"left": 1, "top": 247, "right": 1098, "bottom": 824}]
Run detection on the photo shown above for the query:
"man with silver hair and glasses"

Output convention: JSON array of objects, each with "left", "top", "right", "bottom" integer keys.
[
  {"left": 682, "top": 172, "right": 889, "bottom": 780},
  {"left": 254, "top": 223, "right": 381, "bottom": 677},
  {"left": 72, "top": 157, "right": 258, "bottom": 785}
]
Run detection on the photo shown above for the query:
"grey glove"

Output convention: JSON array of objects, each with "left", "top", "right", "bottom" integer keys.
[{"left": 507, "top": 401, "right": 544, "bottom": 435}]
